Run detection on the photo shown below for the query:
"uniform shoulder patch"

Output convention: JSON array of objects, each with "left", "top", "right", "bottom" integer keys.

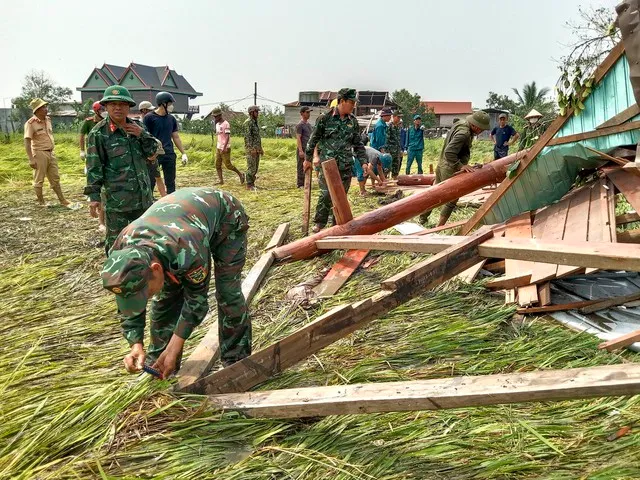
[{"left": 185, "top": 265, "right": 208, "bottom": 284}]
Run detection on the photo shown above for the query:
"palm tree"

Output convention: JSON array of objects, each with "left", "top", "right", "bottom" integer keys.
[{"left": 512, "top": 82, "right": 553, "bottom": 116}]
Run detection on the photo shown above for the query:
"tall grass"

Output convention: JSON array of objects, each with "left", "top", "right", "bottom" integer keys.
[{"left": 1, "top": 134, "right": 640, "bottom": 479}]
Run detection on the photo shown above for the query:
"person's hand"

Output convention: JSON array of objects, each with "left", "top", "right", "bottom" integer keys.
[
  {"left": 124, "top": 122, "right": 143, "bottom": 137},
  {"left": 181, "top": 153, "right": 188, "bottom": 166},
  {"left": 298, "top": 148, "right": 305, "bottom": 157},
  {"left": 503, "top": 141, "right": 510, "bottom": 147},
  {"left": 258, "top": 148, "right": 264, "bottom": 155},
  {"left": 151, "top": 349, "right": 180, "bottom": 379},
  {"left": 303, "top": 160, "right": 312, "bottom": 171},
  {"left": 80, "top": 151, "right": 86, "bottom": 159},
  {"left": 460, "top": 165, "right": 475, "bottom": 173},
  {"left": 313, "top": 155, "right": 320, "bottom": 168},
  {"left": 28, "top": 158, "right": 36, "bottom": 169},
  {"left": 123, "top": 343, "right": 145, "bottom": 373},
  {"left": 148, "top": 152, "right": 158, "bottom": 162},
  {"left": 89, "top": 201, "right": 101, "bottom": 218}
]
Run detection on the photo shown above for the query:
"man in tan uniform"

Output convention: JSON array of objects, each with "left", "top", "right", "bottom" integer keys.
[{"left": 24, "top": 98, "right": 70, "bottom": 206}]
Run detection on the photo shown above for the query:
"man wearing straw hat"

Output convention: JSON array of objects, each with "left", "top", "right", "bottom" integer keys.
[
  {"left": 84, "top": 85, "right": 158, "bottom": 252},
  {"left": 101, "top": 187, "right": 251, "bottom": 379},
  {"left": 23, "top": 98, "right": 71, "bottom": 206},
  {"left": 419, "top": 110, "right": 491, "bottom": 227}
]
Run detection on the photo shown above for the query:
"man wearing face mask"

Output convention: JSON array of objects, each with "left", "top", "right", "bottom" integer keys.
[
  {"left": 143, "top": 92, "right": 188, "bottom": 194},
  {"left": 80, "top": 101, "right": 108, "bottom": 232},
  {"left": 84, "top": 85, "right": 159, "bottom": 252},
  {"left": 519, "top": 109, "right": 546, "bottom": 150}
]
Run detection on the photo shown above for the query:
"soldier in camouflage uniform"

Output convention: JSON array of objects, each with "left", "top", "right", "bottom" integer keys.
[
  {"left": 101, "top": 187, "right": 250, "bottom": 378},
  {"left": 387, "top": 111, "right": 403, "bottom": 178},
  {"left": 306, "top": 88, "right": 367, "bottom": 232},
  {"left": 84, "top": 85, "right": 159, "bottom": 252},
  {"left": 419, "top": 111, "right": 490, "bottom": 226},
  {"left": 244, "top": 105, "right": 263, "bottom": 190}
]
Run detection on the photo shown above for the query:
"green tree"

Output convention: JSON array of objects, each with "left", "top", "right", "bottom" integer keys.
[
  {"left": 391, "top": 89, "right": 436, "bottom": 128},
  {"left": 12, "top": 70, "right": 73, "bottom": 123},
  {"left": 485, "top": 91, "right": 518, "bottom": 113},
  {"left": 511, "top": 81, "right": 555, "bottom": 117}
]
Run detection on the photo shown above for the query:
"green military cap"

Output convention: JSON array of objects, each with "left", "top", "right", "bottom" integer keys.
[
  {"left": 100, "top": 85, "right": 136, "bottom": 107},
  {"left": 413, "top": 114, "right": 422, "bottom": 120},
  {"left": 466, "top": 111, "right": 491, "bottom": 131},
  {"left": 101, "top": 247, "right": 153, "bottom": 317},
  {"left": 337, "top": 88, "right": 357, "bottom": 102}
]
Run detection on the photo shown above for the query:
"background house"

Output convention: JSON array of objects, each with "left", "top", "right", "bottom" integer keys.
[
  {"left": 480, "top": 107, "right": 512, "bottom": 140},
  {"left": 77, "top": 63, "right": 202, "bottom": 116},
  {"left": 284, "top": 91, "right": 335, "bottom": 126},
  {"left": 422, "top": 101, "right": 473, "bottom": 128}
]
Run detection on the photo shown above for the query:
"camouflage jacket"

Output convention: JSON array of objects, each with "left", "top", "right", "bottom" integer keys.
[
  {"left": 519, "top": 122, "right": 546, "bottom": 150},
  {"left": 244, "top": 118, "right": 262, "bottom": 151},
  {"left": 305, "top": 108, "right": 367, "bottom": 169},
  {"left": 440, "top": 120, "right": 473, "bottom": 169},
  {"left": 84, "top": 116, "right": 158, "bottom": 212},
  {"left": 386, "top": 122, "right": 402, "bottom": 153},
  {"left": 110, "top": 187, "right": 249, "bottom": 345}
]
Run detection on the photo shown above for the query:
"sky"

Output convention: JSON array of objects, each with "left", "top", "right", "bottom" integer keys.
[{"left": 0, "top": 0, "right": 619, "bottom": 114}]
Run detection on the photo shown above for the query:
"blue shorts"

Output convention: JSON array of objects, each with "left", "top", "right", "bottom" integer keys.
[{"left": 351, "top": 154, "right": 392, "bottom": 182}]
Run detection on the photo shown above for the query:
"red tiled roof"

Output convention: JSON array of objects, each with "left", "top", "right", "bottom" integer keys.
[{"left": 422, "top": 101, "right": 473, "bottom": 115}]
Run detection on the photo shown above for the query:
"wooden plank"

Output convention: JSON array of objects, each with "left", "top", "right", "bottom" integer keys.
[
  {"left": 316, "top": 235, "right": 640, "bottom": 272},
  {"left": 537, "top": 283, "right": 552, "bottom": 306},
  {"left": 618, "top": 228, "right": 640, "bottom": 243},
  {"left": 503, "top": 213, "right": 538, "bottom": 306},
  {"left": 381, "top": 229, "right": 493, "bottom": 291},
  {"left": 579, "top": 291, "right": 640, "bottom": 314},
  {"left": 609, "top": 169, "right": 640, "bottom": 217},
  {"left": 322, "top": 158, "right": 353, "bottom": 225},
  {"left": 455, "top": 260, "right": 486, "bottom": 283},
  {"left": 302, "top": 167, "right": 312, "bottom": 236},
  {"left": 596, "top": 104, "right": 640, "bottom": 129},
  {"left": 176, "top": 223, "right": 290, "bottom": 390},
  {"left": 607, "top": 179, "right": 618, "bottom": 244},
  {"left": 313, "top": 249, "right": 369, "bottom": 297},
  {"left": 459, "top": 42, "right": 626, "bottom": 236},
  {"left": 547, "top": 121, "right": 640, "bottom": 147},
  {"left": 415, "top": 220, "right": 467, "bottom": 236},
  {"left": 207, "top": 364, "right": 640, "bottom": 419},
  {"left": 599, "top": 328, "right": 640, "bottom": 351},
  {"left": 484, "top": 260, "right": 505, "bottom": 273},
  {"left": 556, "top": 188, "right": 591, "bottom": 277},
  {"left": 585, "top": 146, "right": 629, "bottom": 166},
  {"left": 181, "top": 230, "right": 493, "bottom": 395},
  {"left": 616, "top": 212, "right": 640, "bottom": 225},
  {"left": 517, "top": 299, "right": 602, "bottom": 314},
  {"left": 529, "top": 200, "right": 569, "bottom": 282},
  {"left": 485, "top": 273, "right": 533, "bottom": 290}
]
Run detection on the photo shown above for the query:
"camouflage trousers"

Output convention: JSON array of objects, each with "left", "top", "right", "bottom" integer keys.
[
  {"left": 390, "top": 150, "right": 403, "bottom": 177},
  {"left": 105, "top": 208, "right": 146, "bottom": 254},
  {"left": 419, "top": 162, "right": 459, "bottom": 225},
  {"left": 246, "top": 152, "right": 260, "bottom": 186},
  {"left": 313, "top": 164, "right": 352, "bottom": 226},
  {"left": 147, "top": 222, "right": 250, "bottom": 366}
]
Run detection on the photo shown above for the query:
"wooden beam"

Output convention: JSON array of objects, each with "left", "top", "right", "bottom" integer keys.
[
  {"left": 556, "top": 188, "right": 591, "bottom": 278},
  {"left": 608, "top": 169, "right": 640, "bottom": 214},
  {"left": 180, "top": 230, "right": 493, "bottom": 395},
  {"left": 207, "top": 364, "right": 640, "bottom": 419},
  {"left": 322, "top": 158, "right": 353, "bottom": 225},
  {"left": 517, "top": 299, "right": 602, "bottom": 314},
  {"left": 579, "top": 291, "right": 640, "bottom": 314},
  {"left": 396, "top": 174, "right": 436, "bottom": 186},
  {"left": 616, "top": 212, "right": 640, "bottom": 226},
  {"left": 415, "top": 220, "right": 467, "bottom": 236},
  {"left": 459, "top": 42, "right": 626, "bottom": 236},
  {"left": 596, "top": 104, "right": 640, "bottom": 129},
  {"left": 585, "top": 146, "right": 629, "bottom": 166},
  {"left": 484, "top": 260, "right": 505, "bottom": 273},
  {"left": 537, "top": 283, "right": 552, "bottom": 306},
  {"left": 485, "top": 273, "right": 533, "bottom": 290},
  {"left": 547, "top": 121, "right": 640, "bottom": 147},
  {"left": 455, "top": 260, "right": 487, "bottom": 283},
  {"left": 176, "top": 223, "right": 290, "bottom": 390},
  {"left": 599, "top": 328, "right": 640, "bottom": 352},
  {"left": 503, "top": 213, "right": 538, "bottom": 307},
  {"left": 381, "top": 229, "right": 493, "bottom": 291},
  {"left": 315, "top": 235, "right": 640, "bottom": 272},
  {"left": 618, "top": 228, "right": 640, "bottom": 243},
  {"left": 313, "top": 249, "right": 369, "bottom": 297}
]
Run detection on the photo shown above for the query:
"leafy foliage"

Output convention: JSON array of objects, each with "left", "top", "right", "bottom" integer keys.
[
  {"left": 485, "top": 91, "right": 518, "bottom": 113},
  {"left": 11, "top": 70, "right": 73, "bottom": 123},
  {"left": 391, "top": 89, "right": 436, "bottom": 128},
  {"left": 556, "top": 6, "right": 621, "bottom": 117},
  {"left": 485, "top": 82, "right": 555, "bottom": 122}
]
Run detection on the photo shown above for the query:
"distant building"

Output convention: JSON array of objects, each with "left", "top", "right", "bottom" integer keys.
[
  {"left": 355, "top": 91, "right": 396, "bottom": 117},
  {"left": 482, "top": 107, "right": 512, "bottom": 139},
  {"left": 77, "top": 63, "right": 202, "bottom": 116},
  {"left": 421, "top": 101, "right": 473, "bottom": 128}
]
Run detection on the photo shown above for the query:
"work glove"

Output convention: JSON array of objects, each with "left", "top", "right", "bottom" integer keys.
[
  {"left": 80, "top": 151, "right": 86, "bottom": 159},
  {"left": 181, "top": 153, "right": 188, "bottom": 166}
]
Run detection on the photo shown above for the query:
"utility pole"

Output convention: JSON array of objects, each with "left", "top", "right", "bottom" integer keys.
[{"left": 254, "top": 82, "right": 257, "bottom": 106}]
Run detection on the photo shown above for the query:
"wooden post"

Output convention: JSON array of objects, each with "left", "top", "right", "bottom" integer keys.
[
  {"left": 396, "top": 174, "right": 436, "bottom": 186},
  {"left": 302, "top": 168, "right": 312, "bottom": 236},
  {"left": 274, "top": 151, "right": 526, "bottom": 261},
  {"left": 321, "top": 158, "right": 352, "bottom": 225}
]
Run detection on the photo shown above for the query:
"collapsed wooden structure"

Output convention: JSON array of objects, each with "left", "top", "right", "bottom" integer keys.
[{"left": 175, "top": 41, "right": 640, "bottom": 420}]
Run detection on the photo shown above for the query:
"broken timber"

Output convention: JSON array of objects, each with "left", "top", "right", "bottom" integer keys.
[
  {"left": 176, "top": 223, "right": 290, "bottom": 390},
  {"left": 321, "top": 158, "right": 353, "bottom": 224},
  {"left": 178, "top": 229, "right": 492, "bottom": 394},
  {"left": 207, "top": 364, "right": 640, "bottom": 419},
  {"left": 315, "top": 235, "right": 640, "bottom": 272},
  {"left": 274, "top": 151, "right": 527, "bottom": 261}
]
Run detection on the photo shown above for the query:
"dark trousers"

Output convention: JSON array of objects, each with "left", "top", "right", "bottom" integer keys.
[
  {"left": 494, "top": 146, "right": 509, "bottom": 159},
  {"left": 296, "top": 152, "right": 305, "bottom": 187},
  {"left": 155, "top": 153, "right": 177, "bottom": 193}
]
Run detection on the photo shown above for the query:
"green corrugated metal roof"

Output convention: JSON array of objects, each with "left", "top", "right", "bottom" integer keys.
[{"left": 484, "top": 54, "right": 640, "bottom": 225}]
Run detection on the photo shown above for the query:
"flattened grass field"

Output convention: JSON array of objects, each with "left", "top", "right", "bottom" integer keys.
[{"left": 2, "top": 134, "right": 640, "bottom": 479}]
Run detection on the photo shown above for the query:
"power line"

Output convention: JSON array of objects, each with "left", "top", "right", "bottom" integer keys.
[
  {"left": 256, "top": 94, "right": 288, "bottom": 106},
  {"left": 196, "top": 94, "right": 254, "bottom": 107}
]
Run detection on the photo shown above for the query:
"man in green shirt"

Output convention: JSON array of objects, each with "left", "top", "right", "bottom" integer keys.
[{"left": 80, "top": 101, "right": 107, "bottom": 232}]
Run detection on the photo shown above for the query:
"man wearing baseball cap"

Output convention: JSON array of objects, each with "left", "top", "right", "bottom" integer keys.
[
  {"left": 371, "top": 108, "right": 392, "bottom": 152},
  {"left": 84, "top": 85, "right": 159, "bottom": 252},
  {"left": 406, "top": 114, "right": 425, "bottom": 174},
  {"left": 490, "top": 113, "right": 519, "bottom": 159},
  {"left": 295, "top": 106, "right": 313, "bottom": 188},
  {"left": 24, "top": 98, "right": 71, "bottom": 206},
  {"left": 101, "top": 187, "right": 250, "bottom": 378}
]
